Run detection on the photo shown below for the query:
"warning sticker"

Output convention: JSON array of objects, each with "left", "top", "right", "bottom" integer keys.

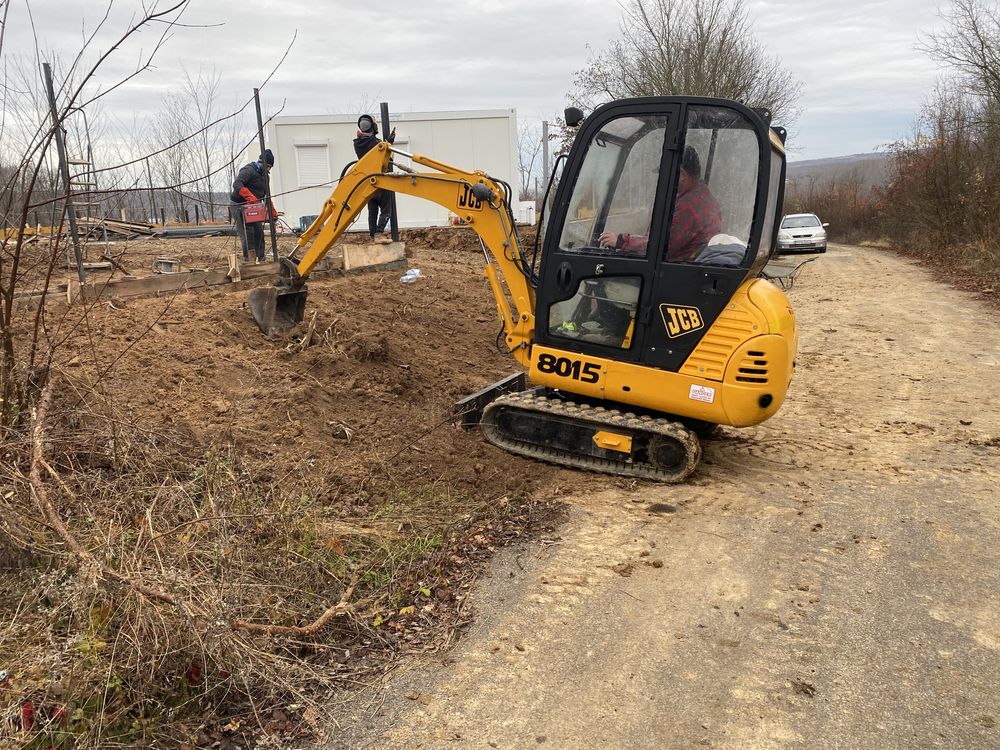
[{"left": 688, "top": 384, "right": 716, "bottom": 404}]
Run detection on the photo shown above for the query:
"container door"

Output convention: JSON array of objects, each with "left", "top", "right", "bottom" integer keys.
[{"left": 640, "top": 103, "right": 770, "bottom": 372}]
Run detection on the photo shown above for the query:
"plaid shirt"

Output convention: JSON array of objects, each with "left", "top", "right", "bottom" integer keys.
[{"left": 619, "top": 180, "right": 722, "bottom": 261}]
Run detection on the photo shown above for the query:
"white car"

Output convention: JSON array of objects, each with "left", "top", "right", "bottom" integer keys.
[{"left": 777, "top": 213, "right": 828, "bottom": 253}]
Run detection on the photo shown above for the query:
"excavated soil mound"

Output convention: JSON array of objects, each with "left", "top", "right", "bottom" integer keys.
[{"left": 47, "top": 232, "right": 555, "bottom": 505}]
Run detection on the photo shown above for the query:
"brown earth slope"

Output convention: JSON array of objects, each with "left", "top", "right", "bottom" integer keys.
[{"left": 43, "top": 227, "right": 545, "bottom": 502}]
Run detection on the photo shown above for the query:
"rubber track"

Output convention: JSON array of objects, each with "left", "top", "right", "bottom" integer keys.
[{"left": 480, "top": 390, "right": 702, "bottom": 482}]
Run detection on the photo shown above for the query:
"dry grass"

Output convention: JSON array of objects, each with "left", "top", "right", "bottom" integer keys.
[{"left": 0, "top": 380, "right": 549, "bottom": 748}]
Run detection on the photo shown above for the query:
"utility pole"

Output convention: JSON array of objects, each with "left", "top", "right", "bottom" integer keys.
[
  {"left": 542, "top": 120, "right": 552, "bottom": 218},
  {"left": 254, "top": 88, "right": 279, "bottom": 261},
  {"left": 42, "top": 62, "right": 85, "bottom": 285},
  {"left": 380, "top": 101, "right": 399, "bottom": 243}
]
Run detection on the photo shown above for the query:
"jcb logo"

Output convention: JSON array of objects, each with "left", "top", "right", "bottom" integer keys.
[
  {"left": 660, "top": 304, "right": 704, "bottom": 338},
  {"left": 457, "top": 184, "right": 483, "bottom": 211}
]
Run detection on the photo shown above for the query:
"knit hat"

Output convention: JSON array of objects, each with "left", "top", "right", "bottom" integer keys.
[
  {"left": 357, "top": 114, "right": 378, "bottom": 136},
  {"left": 681, "top": 146, "right": 701, "bottom": 178},
  {"left": 260, "top": 149, "right": 274, "bottom": 166}
]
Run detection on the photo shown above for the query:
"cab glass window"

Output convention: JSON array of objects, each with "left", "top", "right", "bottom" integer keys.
[
  {"left": 548, "top": 276, "right": 641, "bottom": 349},
  {"left": 558, "top": 115, "right": 668, "bottom": 258},
  {"left": 675, "top": 106, "right": 762, "bottom": 266}
]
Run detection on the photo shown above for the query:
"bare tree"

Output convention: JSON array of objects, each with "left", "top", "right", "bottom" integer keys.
[
  {"left": 150, "top": 91, "right": 196, "bottom": 220},
  {"left": 571, "top": 0, "right": 801, "bottom": 126},
  {"left": 516, "top": 121, "right": 542, "bottom": 201},
  {"left": 921, "top": 0, "right": 1000, "bottom": 112},
  {"left": 181, "top": 65, "right": 224, "bottom": 220},
  {"left": 875, "top": 1, "right": 1000, "bottom": 273}
]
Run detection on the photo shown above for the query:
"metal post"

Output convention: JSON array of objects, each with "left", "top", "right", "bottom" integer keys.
[
  {"left": 254, "top": 88, "right": 279, "bottom": 261},
  {"left": 160, "top": 208, "right": 165, "bottom": 226},
  {"left": 195, "top": 205, "right": 200, "bottom": 225},
  {"left": 542, "top": 120, "right": 552, "bottom": 219},
  {"left": 380, "top": 101, "right": 399, "bottom": 243},
  {"left": 42, "top": 62, "right": 85, "bottom": 285},
  {"left": 145, "top": 157, "right": 156, "bottom": 223},
  {"left": 542, "top": 120, "right": 550, "bottom": 186}
]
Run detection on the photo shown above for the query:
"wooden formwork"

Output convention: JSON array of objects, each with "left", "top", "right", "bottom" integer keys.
[{"left": 60, "top": 242, "right": 407, "bottom": 303}]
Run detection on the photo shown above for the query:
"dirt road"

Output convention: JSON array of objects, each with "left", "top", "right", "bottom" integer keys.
[{"left": 331, "top": 244, "right": 1000, "bottom": 749}]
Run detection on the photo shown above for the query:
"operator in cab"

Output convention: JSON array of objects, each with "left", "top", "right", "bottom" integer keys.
[{"left": 599, "top": 146, "right": 721, "bottom": 262}]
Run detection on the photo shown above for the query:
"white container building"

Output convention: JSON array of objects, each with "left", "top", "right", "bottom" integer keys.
[{"left": 266, "top": 109, "right": 522, "bottom": 231}]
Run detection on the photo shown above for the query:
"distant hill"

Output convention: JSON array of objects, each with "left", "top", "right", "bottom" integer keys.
[{"left": 787, "top": 153, "right": 890, "bottom": 193}]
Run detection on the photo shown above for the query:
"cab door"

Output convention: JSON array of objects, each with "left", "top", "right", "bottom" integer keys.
[{"left": 535, "top": 103, "right": 681, "bottom": 364}]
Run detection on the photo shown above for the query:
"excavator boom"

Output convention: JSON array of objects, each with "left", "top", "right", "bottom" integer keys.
[{"left": 248, "top": 142, "right": 536, "bottom": 366}]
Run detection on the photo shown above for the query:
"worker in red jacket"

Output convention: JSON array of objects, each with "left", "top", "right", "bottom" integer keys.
[
  {"left": 230, "top": 149, "right": 277, "bottom": 263},
  {"left": 599, "top": 146, "right": 722, "bottom": 262}
]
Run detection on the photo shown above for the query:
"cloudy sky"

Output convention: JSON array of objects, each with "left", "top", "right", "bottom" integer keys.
[{"left": 7, "top": 0, "right": 949, "bottom": 161}]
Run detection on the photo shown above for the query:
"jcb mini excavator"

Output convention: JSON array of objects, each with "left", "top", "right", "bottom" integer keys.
[{"left": 249, "top": 96, "right": 797, "bottom": 482}]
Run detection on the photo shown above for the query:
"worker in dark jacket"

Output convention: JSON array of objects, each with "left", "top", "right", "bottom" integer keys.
[
  {"left": 230, "top": 149, "right": 278, "bottom": 262},
  {"left": 354, "top": 115, "right": 396, "bottom": 241}
]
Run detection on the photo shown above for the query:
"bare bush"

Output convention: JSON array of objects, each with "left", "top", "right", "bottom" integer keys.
[
  {"left": 0, "top": 3, "right": 392, "bottom": 746},
  {"left": 874, "top": 1, "right": 1000, "bottom": 277}
]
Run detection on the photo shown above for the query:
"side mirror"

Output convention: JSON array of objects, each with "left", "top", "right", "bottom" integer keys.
[
  {"left": 822, "top": 222, "right": 830, "bottom": 227},
  {"left": 564, "top": 107, "right": 585, "bottom": 127}
]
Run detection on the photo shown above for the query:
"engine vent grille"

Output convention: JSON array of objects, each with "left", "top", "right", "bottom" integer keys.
[
  {"left": 680, "top": 308, "right": 757, "bottom": 380},
  {"left": 736, "top": 351, "right": 769, "bottom": 383}
]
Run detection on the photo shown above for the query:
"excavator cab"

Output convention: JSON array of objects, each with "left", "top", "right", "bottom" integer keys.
[
  {"left": 535, "top": 98, "right": 785, "bottom": 371},
  {"left": 475, "top": 97, "right": 794, "bottom": 480}
]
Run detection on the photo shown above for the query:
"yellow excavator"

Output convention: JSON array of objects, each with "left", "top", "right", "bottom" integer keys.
[{"left": 249, "top": 97, "right": 797, "bottom": 482}]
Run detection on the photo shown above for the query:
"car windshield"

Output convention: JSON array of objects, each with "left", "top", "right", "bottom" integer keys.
[{"left": 782, "top": 215, "right": 821, "bottom": 228}]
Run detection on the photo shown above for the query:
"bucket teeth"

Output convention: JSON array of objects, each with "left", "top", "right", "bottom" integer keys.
[{"left": 248, "top": 285, "right": 308, "bottom": 336}]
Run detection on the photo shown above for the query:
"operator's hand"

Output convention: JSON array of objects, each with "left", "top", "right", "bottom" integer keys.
[{"left": 599, "top": 231, "right": 619, "bottom": 248}]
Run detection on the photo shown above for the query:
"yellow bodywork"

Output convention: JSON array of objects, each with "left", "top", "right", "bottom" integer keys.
[
  {"left": 529, "top": 279, "right": 796, "bottom": 427},
  {"left": 592, "top": 431, "right": 634, "bottom": 453}
]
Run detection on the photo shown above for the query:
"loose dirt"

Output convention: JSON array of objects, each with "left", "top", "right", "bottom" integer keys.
[
  {"left": 44, "top": 226, "right": 551, "bottom": 503},
  {"left": 16, "top": 238, "right": 999, "bottom": 749}
]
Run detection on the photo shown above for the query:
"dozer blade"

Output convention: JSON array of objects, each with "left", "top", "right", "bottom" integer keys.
[{"left": 248, "top": 285, "right": 308, "bottom": 336}]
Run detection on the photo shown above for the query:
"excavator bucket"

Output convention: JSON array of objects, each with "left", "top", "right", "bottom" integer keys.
[{"left": 247, "top": 285, "right": 308, "bottom": 336}]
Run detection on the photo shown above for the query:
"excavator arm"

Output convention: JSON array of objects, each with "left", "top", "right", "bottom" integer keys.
[{"left": 249, "top": 142, "right": 536, "bottom": 367}]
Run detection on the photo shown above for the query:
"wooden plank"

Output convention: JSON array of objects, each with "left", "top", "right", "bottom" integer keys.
[
  {"left": 14, "top": 284, "right": 69, "bottom": 299},
  {"left": 343, "top": 241, "right": 406, "bottom": 271},
  {"left": 69, "top": 255, "right": 342, "bottom": 302}
]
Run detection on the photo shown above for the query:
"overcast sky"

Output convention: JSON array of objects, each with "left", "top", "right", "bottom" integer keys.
[{"left": 9, "top": 0, "right": 949, "bottom": 161}]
